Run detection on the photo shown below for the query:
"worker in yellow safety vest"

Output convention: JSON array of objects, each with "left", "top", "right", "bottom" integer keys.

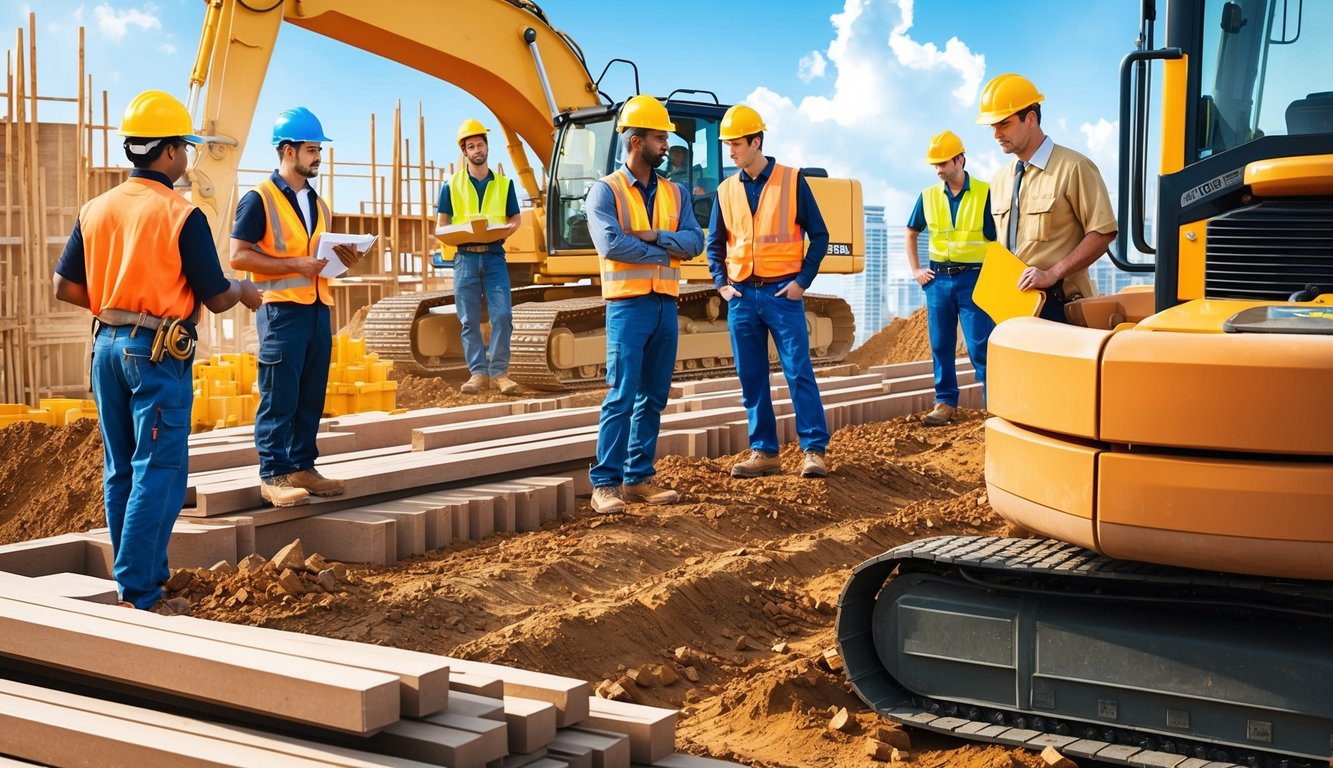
[
  {"left": 437, "top": 118, "right": 523, "bottom": 395},
  {"left": 705, "top": 104, "right": 831, "bottom": 480},
  {"left": 905, "top": 130, "right": 998, "bottom": 426},
  {"left": 54, "top": 90, "right": 261, "bottom": 615},
  {"left": 230, "top": 107, "right": 363, "bottom": 508},
  {"left": 584, "top": 95, "right": 705, "bottom": 515}
]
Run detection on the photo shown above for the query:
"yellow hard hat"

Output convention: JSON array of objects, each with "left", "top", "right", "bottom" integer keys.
[
  {"left": 617, "top": 95, "right": 676, "bottom": 132},
  {"left": 118, "top": 90, "right": 201, "bottom": 141},
  {"left": 718, "top": 104, "right": 766, "bottom": 141},
  {"left": 925, "top": 130, "right": 965, "bottom": 164},
  {"left": 457, "top": 118, "right": 489, "bottom": 146},
  {"left": 976, "top": 73, "right": 1045, "bottom": 125}
]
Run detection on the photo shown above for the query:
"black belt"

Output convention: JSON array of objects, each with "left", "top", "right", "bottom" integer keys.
[
  {"left": 730, "top": 273, "right": 798, "bottom": 287},
  {"left": 930, "top": 262, "right": 980, "bottom": 276},
  {"left": 606, "top": 291, "right": 678, "bottom": 303},
  {"left": 456, "top": 244, "right": 495, "bottom": 253}
]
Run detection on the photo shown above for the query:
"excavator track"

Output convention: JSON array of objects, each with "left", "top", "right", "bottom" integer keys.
[
  {"left": 838, "top": 536, "right": 1333, "bottom": 768},
  {"left": 508, "top": 284, "right": 857, "bottom": 391}
]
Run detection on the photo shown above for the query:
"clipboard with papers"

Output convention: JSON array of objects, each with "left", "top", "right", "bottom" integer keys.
[
  {"left": 315, "top": 233, "right": 377, "bottom": 279},
  {"left": 434, "top": 218, "right": 511, "bottom": 247},
  {"left": 973, "top": 242, "right": 1046, "bottom": 323}
]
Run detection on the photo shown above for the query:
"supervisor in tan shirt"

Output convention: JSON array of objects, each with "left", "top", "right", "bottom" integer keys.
[{"left": 977, "top": 73, "right": 1117, "bottom": 322}]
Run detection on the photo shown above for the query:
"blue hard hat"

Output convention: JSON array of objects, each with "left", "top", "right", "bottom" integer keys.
[{"left": 271, "top": 106, "right": 331, "bottom": 145}]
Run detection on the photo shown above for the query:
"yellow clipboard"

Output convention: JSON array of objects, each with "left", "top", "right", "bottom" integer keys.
[{"left": 973, "top": 242, "right": 1045, "bottom": 323}]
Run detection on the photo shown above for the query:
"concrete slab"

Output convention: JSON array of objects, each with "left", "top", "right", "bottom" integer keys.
[
  {"left": 584, "top": 698, "right": 677, "bottom": 764},
  {"left": 254, "top": 511, "right": 397, "bottom": 566}
]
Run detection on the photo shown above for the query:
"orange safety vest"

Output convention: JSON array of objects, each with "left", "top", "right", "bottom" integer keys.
[
  {"left": 598, "top": 170, "right": 682, "bottom": 300},
  {"left": 249, "top": 178, "right": 333, "bottom": 305},
  {"left": 718, "top": 163, "right": 804, "bottom": 282},
  {"left": 78, "top": 176, "right": 198, "bottom": 320}
]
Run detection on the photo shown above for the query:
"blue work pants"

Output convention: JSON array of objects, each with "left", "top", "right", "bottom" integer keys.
[
  {"left": 589, "top": 293, "right": 678, "bottom": 488},
  {"left": 91, "top": 324, "right": 193, "bottom": 609},
  {"left": 924, "top": 265, "right": 994, "bottom": 406},
  {"left": 254, "top": 301, "right": 331, "bottom": 480},
  {"left": 453, "top": 252, "right": 513, "bottom": 377},
  {"left": 727, "top": 280, "right": 829, "bottom": 454}
]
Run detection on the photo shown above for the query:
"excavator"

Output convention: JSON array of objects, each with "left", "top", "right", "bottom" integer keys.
[
  {"left": 839, "top": 1, "right": 1332, "bottom": 766},
  {"left": 182, "top": 0, "right": 863, "bottom": 390}
]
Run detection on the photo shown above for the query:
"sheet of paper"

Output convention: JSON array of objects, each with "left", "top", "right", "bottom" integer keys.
[{"left": 315, "top": 233, "right": 377, "bottom": 278}]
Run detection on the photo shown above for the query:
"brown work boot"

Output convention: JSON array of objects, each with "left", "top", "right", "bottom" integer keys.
[
  {"left": 923, "top": 402, "right": 956, "bottom": 426},
  {"left": 590, "top": 486, "right": 626, "bottom": 515},
  {"left": 260, "top": 474, "right": 311, "bottom": 507},
  {"left": 801, "top": 450, "right": 828, "bottom": 478},
  {"left": 492, "top": 374, "right": 520, "bottom": 395},
  {"left": 288, "top": 468, "right": 346, "bottom": 497},
  {"left": 147, "top": 596, "right": 192, "bottom": 616},
  {"left": 460, "top": 374, "right": 489, "bottom": 394},
  {"left": 622, "top": 480, "right": 679, "bottom": 505},
  {"left": 731, "top": 450, "right": 782, "bottom": 478}
]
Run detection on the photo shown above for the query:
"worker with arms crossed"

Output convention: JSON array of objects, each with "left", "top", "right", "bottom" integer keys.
[
  {"left": 54, "top": 90, "right": 261, "bottom": 615},
  {"left": 585, "top": 95, "right": 705, "bottom": 515},
  {"left": 978, "top": 74, "right": 1117, "bottom": 322},
  {"left": 707, "top": 104, "right": 830, "bottom": 480},
  {"left": 438, "top": 118, "right": 522, "bottom": 395},
  {"left": 230, "top": 107, "right": 363, "bottom": 508},
  {"left": 905, "top": 130, "right": 997, "bottom": 426}
]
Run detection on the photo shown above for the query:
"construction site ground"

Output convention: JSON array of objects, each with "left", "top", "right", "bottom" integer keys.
[{"left": 0, "top": 310, "right": 1067, "bottom": 768}]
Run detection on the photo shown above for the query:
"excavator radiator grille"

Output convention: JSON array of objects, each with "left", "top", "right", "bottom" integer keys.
[{"left": 1204, "top": 200, "right": 1333, "bottom": 300}]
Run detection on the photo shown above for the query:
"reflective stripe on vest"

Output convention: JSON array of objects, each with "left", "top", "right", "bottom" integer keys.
[
  {"left": 449, "top": 168, "right": 510, "bottom": 226},
  {"left": 924, "top": 178, "right": 990, "bottom": 264},
  {"left": 78, "top": 177, "right": 197, "bottom": 320},
  {"left": 598, "top": 171, "right": 683, "bottom": 300},
  {"left": 251, "top": 179, "right": 333, "bottom": 305},
  {"left": 718, "top": 163, "right": 803, "bottom": 282}
]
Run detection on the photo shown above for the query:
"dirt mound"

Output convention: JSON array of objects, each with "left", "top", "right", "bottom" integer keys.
[
  {"left": 395, "top": 373, "right": 609, "bottom": 410},
  {"left": 846, "top": 307, "right": 969, "bottom": 370},
  {"left": 0, "top": 420, "right": 105, "bottom": 545},
  {"left": 337, "top": 305, "right": 370, "bottom": 339}
]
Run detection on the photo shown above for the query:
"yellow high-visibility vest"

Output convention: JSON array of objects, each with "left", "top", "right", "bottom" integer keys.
[{"left": 924, "top": 178, "right": 990, "bottom": 264}]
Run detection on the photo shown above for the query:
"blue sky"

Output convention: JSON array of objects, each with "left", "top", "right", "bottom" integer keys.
[{"left": 12, "top": 0, "right": 1142, "bottom": 270}]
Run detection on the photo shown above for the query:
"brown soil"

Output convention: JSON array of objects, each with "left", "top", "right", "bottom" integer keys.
[
  {"left": 395, "top": 373, "right": 609, "bottom": 410},
  {"left": 0, "top": 420, "right": 106, "bottom": 545},
  {"left": 845, "top": 308, "right": 968, "bottom": 370},
  {"left": 337, "top": 305, "right": 370, "bottom": 339}
]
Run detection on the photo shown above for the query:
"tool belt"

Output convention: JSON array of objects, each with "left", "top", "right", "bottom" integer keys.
[{"left": 94, "top": 309, "right": 196, "bottom": 363}]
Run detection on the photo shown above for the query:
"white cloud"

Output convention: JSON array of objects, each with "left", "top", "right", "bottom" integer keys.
[
  {"left": 93, "top": 3, "right": 160, "bottom": 42},
  {"left": 1080, "top": 117, "right": 1118, "bottom": 172},
  {"left": 886, "top": 0, "right": 985, "bottom": 107},
  {"left": 159, "top": 42, "right": 175, "bottom": 55},
  {"left": 798, "top": 50, "right": 827, "bottom": 83}
]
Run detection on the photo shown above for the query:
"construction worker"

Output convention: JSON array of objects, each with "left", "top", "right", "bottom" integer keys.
[
  {"left": 230, "top": 107, "right": 363, "bottom": 507},
  {"left": 585, "top": 95, "right": 704, "bottom": 514},
  {"left": 706, "top": 104, "right": 830, "bottom": 479},
  {"left": 438, "top": 118, "right": 522, "bottom": 395},
  {"left": 53, "top": 90, "right": 261, "bottom": 614},
  {"left": 905, "top": 130, "right": 997, "bottom": 426},
  {"left": 978, "top": 74, "right": 1117, "bottom": 322}
]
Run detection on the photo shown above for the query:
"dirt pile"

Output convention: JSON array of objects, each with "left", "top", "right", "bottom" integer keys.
[
  {"left": 337, "top": 305, "right": 370, "bottom": 338},
  {"left": 167, "top": 539, "right": 352, "bottom": 616},
  {"left": 0, "top": 420, "right": 105, "bottom": 545},
  {"left": 846, "top": 307, "right": 970, "bottom": 370}
]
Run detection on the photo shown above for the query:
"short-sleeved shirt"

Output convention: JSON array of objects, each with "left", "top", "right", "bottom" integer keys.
[
  {"left": 989, "top": 138, "right": 1117, "bottom": 299},
  {"left": 436, "top": 170, "right": 521, "bottom": 256},
  {"left": 55, "top": 169, "right": 230, "bottom": 310},
  {"left": 906, "top": 172, "right": 997, "bottom": 242}
]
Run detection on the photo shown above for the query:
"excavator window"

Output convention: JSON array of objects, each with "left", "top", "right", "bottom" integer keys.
[{"left": 550, "top": 116, "right": 618, "bottom": 250}]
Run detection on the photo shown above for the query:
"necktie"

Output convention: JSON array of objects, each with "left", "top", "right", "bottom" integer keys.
[{"left": 1007, "top": 161, "right": 1025, "bottom": 250}]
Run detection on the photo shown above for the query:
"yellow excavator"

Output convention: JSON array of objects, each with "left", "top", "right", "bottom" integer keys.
[
  {"left": 183, "top": 0, "right": 863, "bottom": 390},
  {"left": 839, "top": 1, "right": 1332, "bottom": 766}
]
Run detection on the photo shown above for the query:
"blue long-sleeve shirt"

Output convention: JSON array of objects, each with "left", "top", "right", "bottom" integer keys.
[
  {"left": 705, "top": 157, "right": 829, "bottom": 289},
  {"left": 585, "top": 164, "right": 704, "bottom": 265}
]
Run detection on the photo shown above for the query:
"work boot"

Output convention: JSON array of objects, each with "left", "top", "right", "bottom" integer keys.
[
  {"left": 923, "top": 402, "right": 956, "bottom": 426},
  {"left": 288, "top": 468, "right": 346, "bottom": 498},
  {"left": 460, "top": 374, "right": 489, "bottom": 394},
  {"left": 260, "top": 474, "right": 311, "bottom": 507},
  {"left": 146, "top": 596, "right": 192, "bottom": 616},
  {"left": 622, "top": 480, "right": 679, "bottom": 505},
  {"left": 590, "top": 486, "right": 626, "bottom": 515},
  {"left": 731, "top": 450, "right": 782, "bottom": 478},
  {"left": 801, "top": 451, "right": 828, "bottom": 478},
  {"left": 492, "top": 374, "right": 520, "bottom": 395}
]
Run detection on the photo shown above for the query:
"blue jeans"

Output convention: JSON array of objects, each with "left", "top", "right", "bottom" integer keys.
[
  {"left": 728, "top": 280, "right": 829, "bottom": 454},
  {"left": 924, "top": 265, "right": 995, "bottom": 406},
  {"left": 254, "top": 301, "right": 331, "bottom": 480},
  {"left": 91, "top": 324, "right": 193, "bottom": 609},
  {"left": 454, "top": 252, "right": 512, "bottom": 377},
  {"left": 589, "top": 294, "right": 678, "bottom": 488}
]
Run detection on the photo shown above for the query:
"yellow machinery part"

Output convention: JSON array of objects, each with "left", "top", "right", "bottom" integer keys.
[
  {"left": 1244, "top": 153, "right": 1333, "bottom": 197},
  {"left": 984, "top": 417, "right": 1099, "bottom": 551},
  {"left": 986, "top": 318, "right": 1113, "bottom": 440}
]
